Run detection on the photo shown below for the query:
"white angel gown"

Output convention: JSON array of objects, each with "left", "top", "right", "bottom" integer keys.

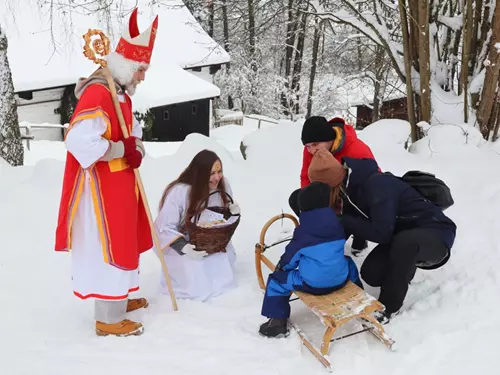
[{"left": 154, "top": 179, "right": 238, "bottom": 302}]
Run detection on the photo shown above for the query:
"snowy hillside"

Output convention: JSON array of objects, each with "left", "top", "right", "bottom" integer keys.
[{"left": 1, "top": 120, "right": 498, "bottom": 374}]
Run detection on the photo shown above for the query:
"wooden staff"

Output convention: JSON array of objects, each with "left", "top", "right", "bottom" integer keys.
[{"left": 82, "top": 29, "right": 178, "bottom": 311}]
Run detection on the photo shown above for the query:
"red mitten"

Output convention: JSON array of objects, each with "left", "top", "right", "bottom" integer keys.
[
  {"left": 122, "top": 137, "right": 137, "bottom": 157},
  {"left": 125, "top": 149, "right": 143, "bottom": 169}
]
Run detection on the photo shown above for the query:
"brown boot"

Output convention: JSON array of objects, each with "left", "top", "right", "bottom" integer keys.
[
  {"left": 95, "top": 319, "right": 144, "bottom": 337},
  {"left": 126, "top": 298, "right": 149, "bottom": 313}
]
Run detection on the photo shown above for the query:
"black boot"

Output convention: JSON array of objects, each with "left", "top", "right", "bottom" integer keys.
[
  {"left": 351, "top": 237, "right": 368, "bottom": 256},
  {"left": 373, "top": 309, "right": 400, "bottom": 325},
  {"left": 259, "top": 318, "right": 289, "bottom": 338}
]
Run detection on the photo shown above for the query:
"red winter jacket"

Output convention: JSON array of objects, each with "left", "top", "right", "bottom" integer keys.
[{"left": 300, "top": 122, "right": 379, "bottom": 188}]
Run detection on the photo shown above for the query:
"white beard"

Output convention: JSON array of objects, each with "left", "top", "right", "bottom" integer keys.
[
  {"left": 105, "top": 52, "right": 147, "bottom": 96},
  {"left": 125, "top": 82, "right": 137, "bottom": 96}
]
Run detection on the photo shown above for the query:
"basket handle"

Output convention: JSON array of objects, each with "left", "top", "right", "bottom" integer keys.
[{"left": 193, "top": 190, "right": 236, "bottom": 224}]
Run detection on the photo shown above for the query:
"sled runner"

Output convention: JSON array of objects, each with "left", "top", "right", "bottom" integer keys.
[{"left": 255, "top": 213, "right": 396, "bottom": 372}]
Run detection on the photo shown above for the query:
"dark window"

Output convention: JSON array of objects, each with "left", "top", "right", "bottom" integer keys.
[
  {"left": 209, "top": 64, "right": 221, "bottom": 75},
  {"left": 18, "top": 91, "right": 33, "bottom": 100},
  {"left": 163, "top": 110, "right": 169, "bottom": 120}
]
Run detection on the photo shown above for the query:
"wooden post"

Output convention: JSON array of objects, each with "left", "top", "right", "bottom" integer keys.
[
  {"left": 103, "top": 67, "right": 179, "bottom": 311},
  {"left": 26, "top": 127, "right": 31, "bottom": 151}
]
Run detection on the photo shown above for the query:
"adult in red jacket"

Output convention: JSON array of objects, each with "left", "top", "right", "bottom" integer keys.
[
  {"left": 300, "top": 116, "right": 378, "bottom": 187},
  {"left": 290, "top": 116, "right": 380, "bottom": 254}
]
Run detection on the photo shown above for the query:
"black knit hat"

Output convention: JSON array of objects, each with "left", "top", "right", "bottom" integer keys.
[
  {"left": 301, "top": 116, "right": 337, "bottom": 145},
  {"left": 298, "top": 181, "right": 331, "bottom": 212}
]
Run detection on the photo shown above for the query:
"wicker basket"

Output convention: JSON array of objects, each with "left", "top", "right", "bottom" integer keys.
[{"left": 183, "top": 190, "right": 241, "bottom": 254}]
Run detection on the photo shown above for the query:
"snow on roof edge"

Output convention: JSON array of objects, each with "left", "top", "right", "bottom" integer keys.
[{"left": 4, "top": 0, "right": 230, "bottom": 92}]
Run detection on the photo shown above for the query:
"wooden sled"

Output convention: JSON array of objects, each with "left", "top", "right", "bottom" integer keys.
[{"left": 255, "top": 213, "right": 396, "bottom": 372}]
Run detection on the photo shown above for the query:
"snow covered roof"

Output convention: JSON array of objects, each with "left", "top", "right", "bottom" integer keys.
[
  {"left": 1, "top": 0, "right": 229, "bottom": 100},
  {"left": 133, "top": 62, "right": 220, "bottom": 112}
]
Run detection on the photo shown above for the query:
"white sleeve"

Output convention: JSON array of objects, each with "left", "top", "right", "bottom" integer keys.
[
  {"left": 131, "top": 116, "right": 143, "bottom": 139},
  {"left": 154, "top": 185, "right": 189, "bottom": 251},
  {"left": 65, "top": 117, "right": 109, "bottom": 169}
]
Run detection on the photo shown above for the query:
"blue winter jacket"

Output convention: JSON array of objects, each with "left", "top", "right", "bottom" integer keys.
[
  {"left": 278, "top": 207, "right": 356, "bottom": 288},
  {"left": 341, "top": 157, "right": 457, "bottom": 250}
]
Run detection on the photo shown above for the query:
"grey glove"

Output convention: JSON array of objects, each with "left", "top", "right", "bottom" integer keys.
[{"left": 170, "top": 237, "right": 208, "bottom": 260}]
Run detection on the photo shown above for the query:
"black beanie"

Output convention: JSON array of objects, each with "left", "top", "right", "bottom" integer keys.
[
  {"left": 301, "top": 116, "right": 337, "bottom": 145},
  {"left": 298, "top": 181, "right": 331, "bottom": 212}
]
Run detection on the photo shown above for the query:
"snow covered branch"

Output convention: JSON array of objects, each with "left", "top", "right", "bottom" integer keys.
[{"left": 305, "top": 0, "right": 406, "bottom": 82}]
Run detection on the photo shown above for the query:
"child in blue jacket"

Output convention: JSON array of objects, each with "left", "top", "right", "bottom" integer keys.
[{"left": 259, "top": 181, "right": 362, "bottom": 338}]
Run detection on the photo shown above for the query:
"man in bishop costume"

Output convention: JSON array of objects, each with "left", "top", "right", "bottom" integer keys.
[{"left": 54, "top": 8, "right": 158, "bottom": 337}]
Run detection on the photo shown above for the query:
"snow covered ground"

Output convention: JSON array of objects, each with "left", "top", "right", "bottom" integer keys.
[{"left": 1, "top": 119, "right": 498, "bottom": 374}]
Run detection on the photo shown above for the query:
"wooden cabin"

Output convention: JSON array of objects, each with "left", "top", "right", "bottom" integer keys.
[
  {"left": 6, "top": 2, "right": 230, "bottom": 142},
  {"left": 355, "top": 97, "right": 408, "bottom": 128}
]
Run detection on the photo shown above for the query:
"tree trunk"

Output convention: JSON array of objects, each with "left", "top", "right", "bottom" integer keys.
[
  {"left": 291, "top": 11, "right": 307, "bottom": 114},
  {"left": 372, "top": 45, "right": 386, "bottom": 123},
  {"left": 472, "top": 0, "right": 490, "bottom": 108},
  {"left": 407, "top": 0, "right": 422, "bottom": 124},
  {"left": 221, "top": 0, "right": 230, "bottom": 53},
  {"left": 208, "top": 0, "right": 214, "bottom": 37},
  {"left": 398, "top": 0, "right": 419, "bottom": 143},
  {"left": 0, "top": 26, "right": 24, "bottom": 166},
  {"left": 461, "top": 0, "right": 473, "bottom": 122},
  {"left": 221, "top": 0, "right": 232, "bottom": 108},
  {"left": 451, "top": 26, "right": 463, "bottom": 93},
  {"left": 418, "top": 0, "right": 431, "bottom": 123},
  {"left": 356, "top": 2, "right": 363, "bottom": 71},
  {"left": 306, "top": 20, "right": 321, "bottom": 119},
  {"left": 469, "top": 0, "right": 483, "bottom": 77},
  {"left": 492, "top": 94, "right": 500, "bottom": 141},
  {"left": 281, "top": 0, "right": 298, "bottom": 114},
  {"left": 247, "top": 0, "right": 257, "bottom": 100},
  {"left": 477, "top": 1, "right": 500, "bottom": 138},
  {"left": 409, "top": 0, "right": 421, "bottom": 72}
]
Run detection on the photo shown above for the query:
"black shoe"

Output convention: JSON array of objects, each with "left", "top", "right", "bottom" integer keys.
[
  {"left": 373, "top": 310, "right": 400, "bottom": 325},
  {"left": 351, "top": 238, "right": 368, "bottom": 256},
  {"left": 258, "top": 318, "right": 289, "bottom": 338}
]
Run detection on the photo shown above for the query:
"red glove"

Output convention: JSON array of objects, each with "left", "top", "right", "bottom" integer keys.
[
  {"left": 122, "top": 137, "right": 137, "bottom": 157},
  {"left": 126, "top": 149, "right": 143, "bottom": 169},
  {"left": 122, "top": 137, "right": 143, "bottom": 169}
]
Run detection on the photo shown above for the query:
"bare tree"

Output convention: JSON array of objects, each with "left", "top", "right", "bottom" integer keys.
[
  {"left": 0, "top": 26, "right": 24, "bottom": 166},
  {"left": 476, "top": 0, "right": 500, "bottom": 139},
  {"left": 306, "top": 19, "right": 322, "bottom": 118}
]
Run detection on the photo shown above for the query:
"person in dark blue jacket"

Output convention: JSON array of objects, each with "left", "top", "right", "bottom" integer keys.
[
  {"left": 259, "top": 181, "right": 362, "bottom": 338},
  {"left": 308, "top": 149, "right": 457, "bottom": 324}
]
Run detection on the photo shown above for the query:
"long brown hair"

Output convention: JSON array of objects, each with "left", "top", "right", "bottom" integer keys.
[
  {"left": 159, "top": 150, "right": 229, "bottom": 221},
  {"left": 330, "top": 186, "right": 342, "bottom": 214}
]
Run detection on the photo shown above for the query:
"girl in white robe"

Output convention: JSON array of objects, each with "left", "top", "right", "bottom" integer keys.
[{"left": 154, "top": 150, "right": 239, "bottom": 302}]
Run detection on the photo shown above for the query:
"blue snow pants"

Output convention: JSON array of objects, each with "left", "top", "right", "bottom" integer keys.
[{"left": 261, "top": 263, "right": 363, "bottom": 319}]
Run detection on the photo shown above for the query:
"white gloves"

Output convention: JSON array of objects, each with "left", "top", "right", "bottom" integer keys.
[
  {"left": 181, "top": 243, "right": 208, "bottom": 260},
  {"left": 100, "top": 138, "right": 145, "bottom": 161},
  {"left": 229, "top": 202, "right": 241, "bottom": 215},
  {"left": 135, "top": 138, "right": 145, "bottom": 157}
]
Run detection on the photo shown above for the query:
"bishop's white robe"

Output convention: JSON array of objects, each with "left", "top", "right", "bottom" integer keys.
[{"left": 65, "top": 93, "right": 143, "bottom": 301}]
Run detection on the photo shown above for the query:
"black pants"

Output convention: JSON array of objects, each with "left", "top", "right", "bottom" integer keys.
[
  {"left": 360, "top": 228, "right": 450, "bottom": 314},
  {"left": 288, "top": 188, "right": 367, "bottom": 251}
]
